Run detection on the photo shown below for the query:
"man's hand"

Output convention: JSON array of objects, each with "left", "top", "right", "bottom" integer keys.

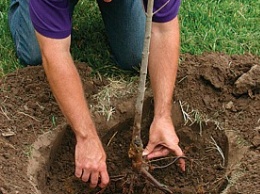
[
  {"left": 143, "top": 116, "right": 185, "bottom": 171},
  {"left": 34, "top": 32, "right": 109, "bottom": 188},
  {"left": 103, "top": 0, "right": 112, "bottom": 2},
  {"left": 75, "top": 134, "right": 109, "bottom": 188}
]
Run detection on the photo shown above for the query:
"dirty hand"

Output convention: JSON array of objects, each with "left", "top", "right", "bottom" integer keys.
[
  {"left": 143, "top": 116, "right": 186, "bottom": 171},
  {"left": 75, "top": 134, "right": 109, "bottom": 188}
]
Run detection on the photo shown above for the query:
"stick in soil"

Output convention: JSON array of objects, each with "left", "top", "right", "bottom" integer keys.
[{"left": 128, "top": 0, "right": 174, "bottom": 193}]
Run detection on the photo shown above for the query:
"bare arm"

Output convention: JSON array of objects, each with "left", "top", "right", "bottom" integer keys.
[
  {"left": 35, "top": 31, "right": 109, "bottom": 188},
  {"left": 143, "top": 17, "right": 185, "bottom": 171},
  {"left": 150, "top": 18, "right": 179, "bottom": 117}
]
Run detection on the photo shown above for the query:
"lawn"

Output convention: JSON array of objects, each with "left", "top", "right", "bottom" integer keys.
[{"left": 0, "top": 0, "right": 259, "bottom": 77}]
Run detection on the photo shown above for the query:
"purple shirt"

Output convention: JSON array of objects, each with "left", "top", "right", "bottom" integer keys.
[{"left": 29, "top": 0, "right": 181, "bottom": 39}]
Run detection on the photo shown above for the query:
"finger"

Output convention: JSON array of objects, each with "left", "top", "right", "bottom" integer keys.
[
  {"left": 89, "top": 172, "right": 99, "bottom": 188},
  {"left": 99, "top": 168, "right": 110, "bottom": 188},
  {"left": 147, "top": 147, "right": 170, "bottom": 159},
  {"left": 151, "top": 145, "right": 164, "bottom": 152},
  {"left": 81, "top": 170, "right": 91, "bottom": 182},
  {"left": 75, "top": 166, "right": 83, "bottom": 178},
  {"left": 170, "top": 145, "right": 186, "bottom": 171},
  {"left": 103, "top": 0, "right": 112, "bottom": 2},
  {"left": 178, "top": 158, "right": 186, "bottom": 172},
  {"left": 143, "top": 142, "right": 157, "bottom": 156}
]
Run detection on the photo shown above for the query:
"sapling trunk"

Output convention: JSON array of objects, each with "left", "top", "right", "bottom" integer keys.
[
  {"left": 128, "top": 0, "right": 154, "bottom": 169},
  {"left": 128, "top": 0, "right": 174, "bottom": 193}
]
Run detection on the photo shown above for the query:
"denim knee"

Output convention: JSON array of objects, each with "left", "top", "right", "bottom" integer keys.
[
  {"left": 97, "top": 0, "right": 145, "bottom": 71},
  {"left": 17, "top": 49, "right": 42, "bottom": 65},
  {"left": 12, "top": 24, "right": 42, "bottom": 65},
  {"left": 114, "top": 50, "right": 142, "bottom": 70},
  {"left": 8, "top": 0, "right": 42, "bottom": 65}
]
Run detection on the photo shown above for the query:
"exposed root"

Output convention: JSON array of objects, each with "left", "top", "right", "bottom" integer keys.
[
  {"left": 150, "top": 156, "right": 189, "bottom": 170},
  {"left": 140, "top": 167, "right": 173, "bottom": 194},
  {"left": 107, "top": 155, "right": 187, "bottom": 194}
]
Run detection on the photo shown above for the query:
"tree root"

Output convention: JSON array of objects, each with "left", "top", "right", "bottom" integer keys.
[
  {"left": 98, "top": 155, "right": 190, "bottom": 194},
  {"left": 139, "top": 166, "right": 173, "bottom": 194}
]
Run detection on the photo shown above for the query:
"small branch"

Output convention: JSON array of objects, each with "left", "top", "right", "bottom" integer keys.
[
  {"left": 152, "top": 0, "right": 171, "bottom": 15},
  {"left": 140, "top": 167, "right": 173, "bottom": 194}
]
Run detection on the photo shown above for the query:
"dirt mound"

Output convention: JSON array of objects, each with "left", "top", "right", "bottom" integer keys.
[{"left": 0, "top": 53, "right": 259, "bottom": 194}]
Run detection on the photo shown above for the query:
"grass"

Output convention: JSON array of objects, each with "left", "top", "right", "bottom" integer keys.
[
  {"left": 90, "top": 76, "right": 138, "bottom": 121},
  {"left": 179, "top": 0, "right": 260, "bottom": 55},
  {"left": 208, "top": 136, "right": 226, "bottom": 166},
  {"left": 179, "top": 100, "right": 224, "bottom": 136},
  {"left": 179, "top": 100, "right": 206, "bottom": 135},
  {"left": 0, "top": 0, "right": 259, "bottom": 77},
  {"left": 23, "top": 144, "right": 34, "bottom": 159},
  {"left": 0, "top": 0, "right": 21, "bottom": 77}
]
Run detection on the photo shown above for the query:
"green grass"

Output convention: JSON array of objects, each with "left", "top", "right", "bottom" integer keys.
[
  {"left": 0, "top": 0, "right": 21, "bottom": 77},
  {"left": 0, "top": 0, "right": 259, "bottom": 77},
  {"left": 179, "top": 0, "right": 260, "bottom": 55}
]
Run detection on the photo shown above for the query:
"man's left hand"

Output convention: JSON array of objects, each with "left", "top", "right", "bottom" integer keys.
[{"left": 143, "top": 116, "right": 186, "bottom": 171}]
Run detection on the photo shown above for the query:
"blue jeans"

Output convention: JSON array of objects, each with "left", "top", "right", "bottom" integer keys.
[{"left": 8, "top": 0, "right": 145, "bottom": 70}]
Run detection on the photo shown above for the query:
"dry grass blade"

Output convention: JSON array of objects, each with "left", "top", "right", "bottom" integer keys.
[
  {"left": 106, "top": 131, "right": 118, "bottom": 147},
  {"left": 0, "top": 106, "right": 11, "bottom": 120},
  {"left": 208, "top": 136, "right": 225, "bottom": 166},
  {"left": 90, "top": 77, "right": 137, "bottom": 121},
  {"left": 17, "top": 111, "right": 40, "bottom": 122}
]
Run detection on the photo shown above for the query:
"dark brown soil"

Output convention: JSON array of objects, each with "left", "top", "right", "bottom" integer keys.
[{"left": 0, "top": 53, "right": 259, "bottom": 194}]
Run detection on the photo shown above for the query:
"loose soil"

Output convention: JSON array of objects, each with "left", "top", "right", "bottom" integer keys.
[{"left": 0, "top": 53, "right": 259, "bottom": 194}]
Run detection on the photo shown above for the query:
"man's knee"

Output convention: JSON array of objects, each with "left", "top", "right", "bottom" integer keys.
[
  {"left": 115, "top": 51, "right": 142, "bottom": 70},
  {"left": 17, "top": 50, "right": 42, "bottom": 66},
  {"left": 8, "top": 0, "right": 42, "bottom": 66}
]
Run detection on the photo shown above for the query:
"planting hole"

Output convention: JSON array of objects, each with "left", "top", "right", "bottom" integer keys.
[{"left": 30, "top": 98, "right": 230, "bottom": 194}]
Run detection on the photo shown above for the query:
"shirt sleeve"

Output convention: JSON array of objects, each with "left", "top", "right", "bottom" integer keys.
[
  {"left": 143, "top": 0, "right": 181, "bottom": 23},
  {"left": 29, "top": 0, "right": 72, "bottom": 39}
]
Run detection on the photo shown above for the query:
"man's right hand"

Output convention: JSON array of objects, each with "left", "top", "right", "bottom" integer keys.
[
  {"left": 75, "top": 134, "right": 109, "bottom": 188},
  {"left": 34, "top": 32, "right": 109, "bottom": 189}
]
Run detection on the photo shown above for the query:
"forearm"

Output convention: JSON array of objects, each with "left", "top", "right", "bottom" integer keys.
[
  {"left": 36, "top": 32, "right": 96, "bottom": 140},
  {"left": 149, "top": 17, "right": 180, "bottom": 118},
  {"left": 45, "top": 55, "right": 95, "bottom": 138}
]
